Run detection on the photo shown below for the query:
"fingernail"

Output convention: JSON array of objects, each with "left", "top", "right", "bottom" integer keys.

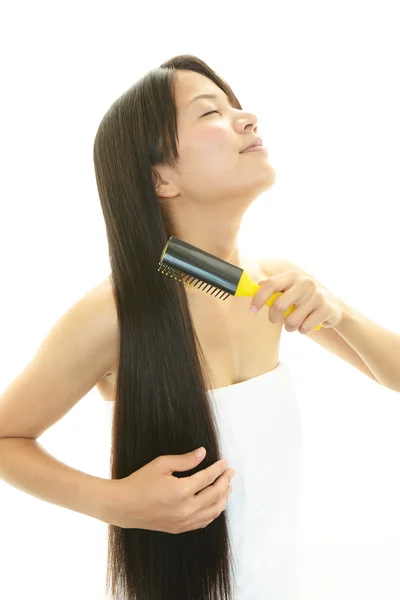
[{"left": 250, "top": 305, "right": 258, "bottom": 313}]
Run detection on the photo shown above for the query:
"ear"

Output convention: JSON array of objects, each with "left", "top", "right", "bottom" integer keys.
[{"left": 152, "top": 166, "right": 179, "bottom": 199}]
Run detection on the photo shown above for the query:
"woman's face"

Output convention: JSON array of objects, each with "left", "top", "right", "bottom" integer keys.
[{"left": 161, "top": 69, "right": 275, "bottom": 207}]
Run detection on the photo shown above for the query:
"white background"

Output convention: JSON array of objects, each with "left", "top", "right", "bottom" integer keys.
[{"left": 0, "top": 1, "right": 399, "bottom": 598}]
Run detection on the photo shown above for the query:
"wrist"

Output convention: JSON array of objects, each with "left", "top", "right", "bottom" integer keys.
[{"left": 94, "top": 477, "right": 117, "bottom": 524}]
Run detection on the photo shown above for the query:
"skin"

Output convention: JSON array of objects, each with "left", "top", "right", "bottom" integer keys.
[{"left": 152, "top": 69, "right": 276, "bottom": 297}]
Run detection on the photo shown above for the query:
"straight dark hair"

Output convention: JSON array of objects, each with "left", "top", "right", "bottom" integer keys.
[{"left": 93, "top": 54, "right": 243, "bottom": 600}]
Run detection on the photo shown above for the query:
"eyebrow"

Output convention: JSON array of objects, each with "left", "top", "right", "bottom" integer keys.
[{"left": 188, "top": 93, "right": 227, "bottom": 106}]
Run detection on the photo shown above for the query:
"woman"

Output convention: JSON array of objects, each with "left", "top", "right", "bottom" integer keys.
[
  {"left": 2, "top": 47, "right": 398, "bottom": 598},
  {"left": 95, "top": 54, "right": 302, "bottom": 599}
]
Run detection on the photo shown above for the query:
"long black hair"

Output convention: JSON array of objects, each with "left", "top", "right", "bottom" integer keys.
[{"left": 93, "top": 54, "right": 243, "bottom": 600}]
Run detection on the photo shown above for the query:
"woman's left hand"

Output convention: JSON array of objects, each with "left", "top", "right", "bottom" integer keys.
[{"left": 250, "top": 271, "right": 343, "bottom": 334}]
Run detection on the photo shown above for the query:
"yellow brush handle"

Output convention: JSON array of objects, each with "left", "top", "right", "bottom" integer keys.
[{"left": 236, "top": 270, "right": 323, "bottom": 331}]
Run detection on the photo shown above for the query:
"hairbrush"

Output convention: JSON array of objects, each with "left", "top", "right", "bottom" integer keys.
[{"left": 158, "top": 236, "right": 322, "bottom": 331}]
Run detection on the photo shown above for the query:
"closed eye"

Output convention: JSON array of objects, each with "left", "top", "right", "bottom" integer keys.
[{"left": 202, "top": 110, "right": 220, "bottom": 117}]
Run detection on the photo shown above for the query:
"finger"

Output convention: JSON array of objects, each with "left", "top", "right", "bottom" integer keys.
[
  {"left": 269, "top": 282, "right": 316, "bottom": 323},
  {"left": 299, "top": 306, "right": 327, "bottom": 334},
  {"left": 188, "top": 459, "right": 230, "bottom": 495},
  {"left": 180, "top": 485, "right": 232, "bottom": 533},
  {"left": 286, "top": 293, "right": 326, "bottom": 331},
  {"left": 191, "top": 468, "right": 235, "bottom": 512},
  {"left": 268, "top": 288, "right": 299, "bottom": 323},
  {"left": 284, "top": 295, "right": 318, "bottom": 331},
  {"left": 251, "top": 272, "right": 297, "bottom": 310},
  {"left": 191, "top": 484, "right": 233, "bottom": 529}
]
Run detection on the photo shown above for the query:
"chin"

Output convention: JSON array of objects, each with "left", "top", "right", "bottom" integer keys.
[{"left": 258, "top": 165, "right": 276, "bottom": 192}]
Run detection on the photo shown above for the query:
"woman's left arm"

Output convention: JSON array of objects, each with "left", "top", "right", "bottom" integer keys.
[
  {"left": 331, "top": 300, "right": 400, "bottom": 393},
  {"left": 255, "top": 258, "right": 400, "bottom": 393}
]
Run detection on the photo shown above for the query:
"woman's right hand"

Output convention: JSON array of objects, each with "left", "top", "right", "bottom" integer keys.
[{"left": 101, "top": 447, "right": 236, "bottom": 534}]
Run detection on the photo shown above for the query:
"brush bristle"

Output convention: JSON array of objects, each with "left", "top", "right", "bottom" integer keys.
[{"left": 158, "top": 261, "right": 231, "bottom": 300}]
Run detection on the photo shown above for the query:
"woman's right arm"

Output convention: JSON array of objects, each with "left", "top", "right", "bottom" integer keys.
[
  {"left": 0, "top": 437, "right": 111, "bottom": 522},
  {"left": 0, "top": 277, "right": 118, "bottom": 523}
]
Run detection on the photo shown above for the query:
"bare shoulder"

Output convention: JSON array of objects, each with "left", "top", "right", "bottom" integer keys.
[
  {"left": 257, "top": 256, "right": 295, "bottom": 278},
  {"left": 0, "top": 275, "right": 121, "bottom": 437},
  {"left": 251, "top": 256, "right": 285, "bottom": 278},
  {"left": 90, "top": 274, "right": 119, "bottom": 378}
]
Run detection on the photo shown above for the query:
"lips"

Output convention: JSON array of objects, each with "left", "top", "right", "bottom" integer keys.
[{"left": 241, "top": 137, "right": 263, "bottom": 153}]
